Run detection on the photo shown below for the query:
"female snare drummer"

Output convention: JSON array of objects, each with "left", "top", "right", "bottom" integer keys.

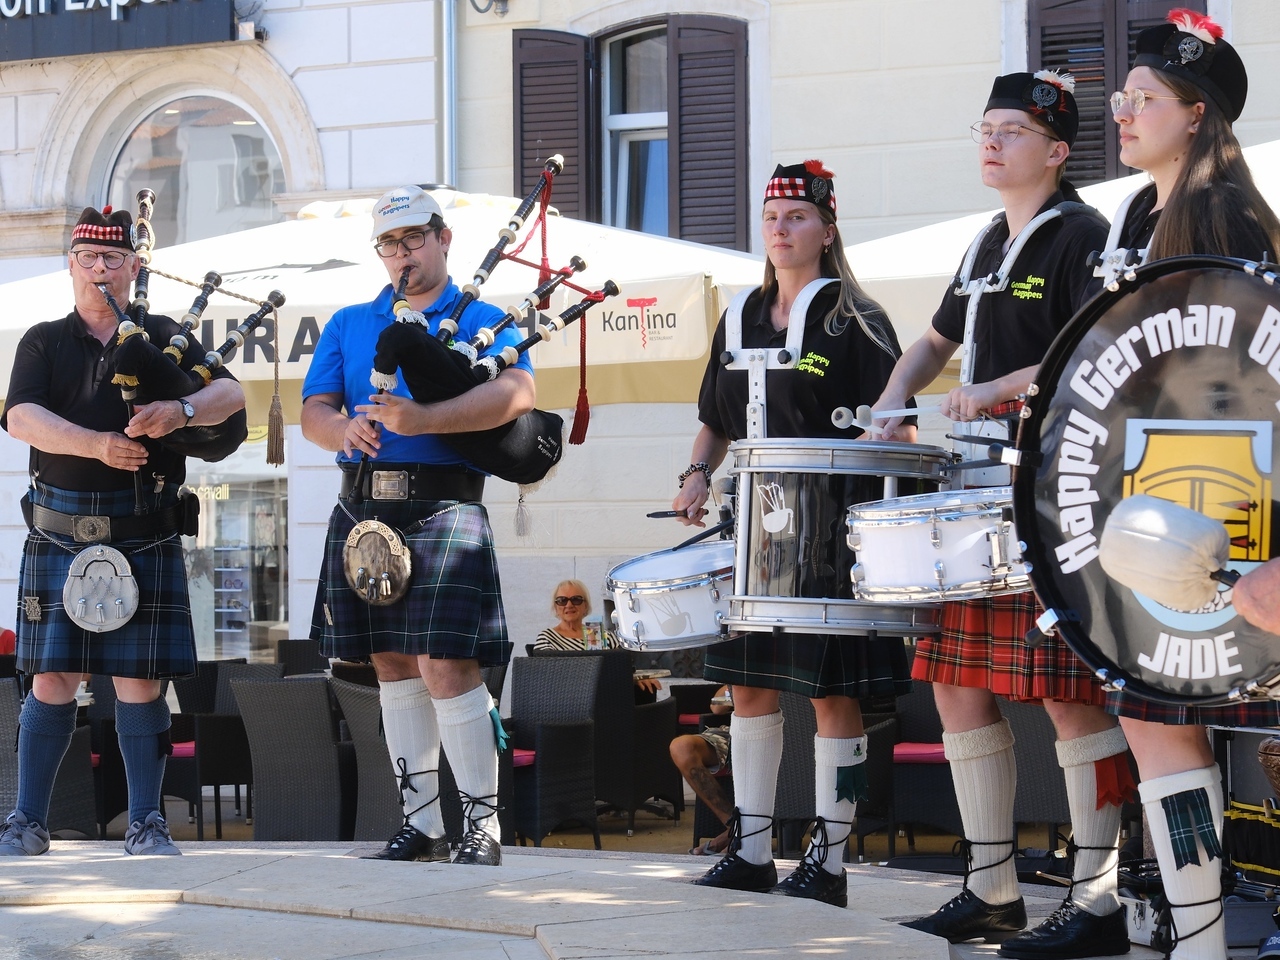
[
  {"left": 670, "top": 160, "right": 911, "bottom": 907},
  {"left": 1099, "top": 13, "right": 1280, "bottom": 960}
]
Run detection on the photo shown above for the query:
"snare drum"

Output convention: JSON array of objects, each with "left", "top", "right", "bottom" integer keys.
[
  {"left": 847, "top": 486, "right": 1029, "bottom": 601},
  {"left": 724, "top": 438, "right": 952, "bottom": 635},
  {"left": 605, "top": 539, "right": 734, "bottom": 650},
  {"left": 1013, "top": 256, "right": 1280, "bottom": 705}
]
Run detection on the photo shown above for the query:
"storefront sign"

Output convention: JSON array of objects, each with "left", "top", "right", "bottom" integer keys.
[{"left": 0, "top": 0, "right": 234, "bottom": 63}]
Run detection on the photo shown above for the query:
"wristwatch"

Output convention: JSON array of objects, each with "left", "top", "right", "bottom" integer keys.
[{"left": 178, "top": 399, "right": 195, "bottom": 425}]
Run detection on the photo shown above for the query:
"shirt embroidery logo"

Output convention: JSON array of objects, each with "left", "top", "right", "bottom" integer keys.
[
  {"left": 1011, "top": 274, "right": 1046, "bottom": 300},
  {"left": 796, "top": 351, "right": 830, "bottom": 376}
]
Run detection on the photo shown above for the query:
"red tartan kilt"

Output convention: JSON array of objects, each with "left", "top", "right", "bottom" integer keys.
[{"left": 911, "top": 592, "right": 1107, "bottom": 705}]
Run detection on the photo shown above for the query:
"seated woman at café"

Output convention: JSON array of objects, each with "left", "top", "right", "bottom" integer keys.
[{"left": 533, "top": 580, "right": 661, "bottom": 698}]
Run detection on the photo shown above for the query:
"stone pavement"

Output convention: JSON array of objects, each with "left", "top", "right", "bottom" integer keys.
[{"left": 0, "top": 840, "right": 1168, "bottom": 960}]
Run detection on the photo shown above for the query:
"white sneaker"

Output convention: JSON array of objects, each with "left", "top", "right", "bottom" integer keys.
[
  {"left": 123, "top": 811, "right": 182, "bottom": 856},
  {"left": 0, "top": 809, "right": 50, "bottom": 856}
]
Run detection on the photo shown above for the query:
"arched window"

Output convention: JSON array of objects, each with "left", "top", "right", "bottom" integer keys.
[{"left": 108, "top": 97, "right": 285, "bottom": 246}]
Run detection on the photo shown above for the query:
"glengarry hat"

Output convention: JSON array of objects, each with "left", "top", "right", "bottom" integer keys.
[
  {"left": 370, "top": 186, "right": 444, "bottom": 241},
  {"left": 985, "top": 70, "right": 1079, "bottom": 146},
  {"left": 71, "top": 205, "right": 135, "bottom": 250},
  {"left": 1133, "top": 8, "right": 1246, "bottom": 122},
  {"left": 764, "top": 160, "right": 837, "bottom": 218}
]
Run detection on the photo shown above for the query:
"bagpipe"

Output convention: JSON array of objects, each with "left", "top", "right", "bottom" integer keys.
[
  {"left": 104, "top": 189, "right": 285, "bottom": 466},
  {"left": 363, "top": 154, "right": 621, "bottom": 488}
]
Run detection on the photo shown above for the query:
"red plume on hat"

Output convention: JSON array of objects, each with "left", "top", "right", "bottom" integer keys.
[
  {"left": 804, "top": 159, "right": 835, "bottom": 180},
  {"left": 1167, "top": 8, "right": 1223, "bottom": 43}
]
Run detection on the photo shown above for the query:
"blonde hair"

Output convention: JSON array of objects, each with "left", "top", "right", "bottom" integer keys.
[
  {"left": 760, "top": 205, "right": 897, "bottom": 357},
  {"left": 551, "top": 579, "right": 592, "bottom": 617}
]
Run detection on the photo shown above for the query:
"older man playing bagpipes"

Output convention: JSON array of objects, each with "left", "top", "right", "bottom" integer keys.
[{"left": 0, "top": 204, "right": 248, "bottom": 857}]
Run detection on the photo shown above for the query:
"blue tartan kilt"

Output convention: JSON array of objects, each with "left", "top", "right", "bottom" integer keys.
[
  {"left": 15, "top": 483, "right": 196, "bottom": 680},
  {"left": 310, "top": 497, "right": 512, "bottom": 666}
]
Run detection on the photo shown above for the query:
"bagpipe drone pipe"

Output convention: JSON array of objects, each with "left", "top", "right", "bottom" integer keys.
[{"left": 369, "top": 269, "right": 619, "bottom": 486}]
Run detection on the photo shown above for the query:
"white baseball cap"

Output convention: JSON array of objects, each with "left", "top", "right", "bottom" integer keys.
[{"left": 370, "top": 186, "right": 444, "bottom": 241}]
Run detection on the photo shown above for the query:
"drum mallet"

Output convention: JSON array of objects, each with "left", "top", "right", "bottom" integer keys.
[{"left": 1098, "top": 494, "right": 1239, "bottom": 611}]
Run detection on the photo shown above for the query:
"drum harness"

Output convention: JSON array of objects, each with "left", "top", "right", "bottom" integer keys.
[
  {"left": 1089, "top": 187, "right": 1152, "bottom": 293},
  {"left": 949, "top": 201, "right": 1105, "bottom": 481}
]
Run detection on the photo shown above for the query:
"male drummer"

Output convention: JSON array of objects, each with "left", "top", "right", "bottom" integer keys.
[
  {"left": 301, "top": 186, "right": 534, "bottom": 865},
  {"left": 1, "top": 206, "right": 246, "bottom": 856},
  {"left": 873, "top": 74, "right": 1135, "bottom": 958}
]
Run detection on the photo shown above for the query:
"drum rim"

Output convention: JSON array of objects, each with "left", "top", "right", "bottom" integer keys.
[
  {"left": 605, "top": 539, "right": 735, "bottom": 591},
  {"left": 728, "top": 437, "right": 955, "bottom": 476},
  {"left": 851, "top": 576, "right": 1032, "bottom": 603},
  {"left": 847, "top": 485, "right": 1013, "bottom": 521},
  {"left": 1012, "top": 254, "right": 1270, "bottom": 706}
]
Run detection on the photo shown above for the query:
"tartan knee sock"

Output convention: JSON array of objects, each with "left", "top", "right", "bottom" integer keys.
[
  {"left": 379, "top": 677, "right": 445, "bottom": 839},
  {"left": 1056, "top": 726, "right": 1128, "bottom": 916},
  {"left": 729, "top": 711, "right": 783, "bottom": 865},
  {"left": 1139, "top": 767, "right": 1226, "bottom": 960},
  {"left": 435, "top": 684, "right": 500, "bottom": 843},
  {"left": 15, "top": 696, "right": 77, "bottom": 827},
  {"left": 812, "top": 734, "right": 865, "bottom": 875},
  {"left": 944, "top": 718, "right": 1020, "bottom": 906},
  {"left": 116, "top": 696, "right": 171, "bottom": 825}
]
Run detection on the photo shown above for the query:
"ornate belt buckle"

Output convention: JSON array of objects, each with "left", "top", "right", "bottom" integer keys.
[
  {"left": 371, "top": 470, "right": 409, "bottom": 500},
  {"left": 72, "top": 515, "right": 111, "bottom": 543}
]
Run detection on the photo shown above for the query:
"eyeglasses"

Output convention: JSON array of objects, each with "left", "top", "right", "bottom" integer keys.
[
  {"left": 970, "top": 121, "right": 1058, "bottom": 145},
  {"left": 1109, "top": 89, "right": 1185, "bottom": 117},
  {"left": 73, "top": 250, "right": 129, "bottom": 269},
  {"left": 554, "top": 596, "right": 586, "bottom": 607},
  {"left": 373, "top": 230, "right": 434, "bottom": 259}
]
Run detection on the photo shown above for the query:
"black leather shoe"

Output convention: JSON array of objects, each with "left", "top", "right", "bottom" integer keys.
[
  {"left": 901, "top": 888, "right": 1028, "bottom": 943},
  {"left": 452, "top": 828, "right": 502, "bottom": 866},
  {"left": 692, "top": 852, "right": 777, "bottom": 893},
  {"left": 363, "top": 823, "right": 451, "bottom": 862},
  {"left": 998, "top": 901, "right": 1130, "bottom": 959},
  {"left": 771, "top": 859, "right": 848, "bottom": 907}
]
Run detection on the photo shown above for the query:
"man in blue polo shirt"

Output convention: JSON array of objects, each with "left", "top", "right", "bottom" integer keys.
[{"left": 302, "top": 187, "right": 534, "bottom": 866}]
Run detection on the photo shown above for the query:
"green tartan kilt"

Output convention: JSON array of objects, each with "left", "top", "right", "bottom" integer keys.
[{"left": 703, "top": 630, "right": 911, "bottom": 699}]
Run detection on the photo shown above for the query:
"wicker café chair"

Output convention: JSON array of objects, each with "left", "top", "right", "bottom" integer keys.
[
  {"left": 0, "top": 677, "right": 97, "bottom": 839},
  {"left": 232, "top": 677, "right": 356, "bottom": 841},
  {"left": 509, "top": 655, "right": 602, "bottom": 848},
  {"left": 164, "top": 661, "right": 283, "bottom": 839}
]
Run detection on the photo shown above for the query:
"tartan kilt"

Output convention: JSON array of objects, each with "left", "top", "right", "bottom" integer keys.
[
  {"left": 703, "top": 630, "right": 911, "bottom": 700},
  {"left": 911, "top": 591, "right": 1107, "bottom": 705},
  {"left": 1106, "top": 689, "right": 1280, "bottom": 727},
  {"left": 310, "top": 497, "right": 511, "bottom": 666},
  {"left": 15, "top": 484, "right": 196, "bottom": 680}
]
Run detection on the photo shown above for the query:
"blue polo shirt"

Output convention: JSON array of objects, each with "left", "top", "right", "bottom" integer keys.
[{"left": 303, "top": 279, "right": 535, "bottom": 466}]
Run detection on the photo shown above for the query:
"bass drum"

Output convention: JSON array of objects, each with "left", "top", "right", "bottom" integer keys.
[{"left": 1013, "top": 255, "right": 1280, "bottom": 705}]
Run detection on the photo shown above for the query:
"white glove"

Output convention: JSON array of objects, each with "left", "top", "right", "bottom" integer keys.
[{"left": 1098, "top": 494, "right": 1230, "bottom": 611}]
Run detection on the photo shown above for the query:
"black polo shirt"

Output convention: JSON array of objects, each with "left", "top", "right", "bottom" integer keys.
[
  {"left": 1115, "top": 182, "right": 1274, "bottom": 259},
  {"left": 1, "top": 310, "right": 234, "bottom": 491},
  {"left": 932, "top": 190, "right": 1110, "bottom": 383},
  {"left": 697, "top": 285, "right": 906, "bottom": 441}
]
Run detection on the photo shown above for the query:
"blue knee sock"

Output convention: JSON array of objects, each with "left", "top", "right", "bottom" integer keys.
[
  {"left": 116, "top": 697, "right": 171, "bottom": 825},
  {"left": 16, "top": 696, "right": 78, "bottom": 827}
]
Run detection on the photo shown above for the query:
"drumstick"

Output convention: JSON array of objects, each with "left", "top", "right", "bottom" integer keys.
[{"left": 844, "top": 403, "right": 943, "bottom": 433}]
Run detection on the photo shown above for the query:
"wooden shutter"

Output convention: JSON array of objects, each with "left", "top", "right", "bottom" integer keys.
[
  {"left": 512, "top": 30, "right": 595, "bottom": 220},
  {"left": 1029, "top": 0, "right": 1204, "bottom": 184},
  {"left": 667, "top": 16, "right": 748, "bottom": 250}
]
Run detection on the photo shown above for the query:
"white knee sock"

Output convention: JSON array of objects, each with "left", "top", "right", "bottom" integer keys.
[
  {"left": 729, "top": 711, "right": 783, "bottom": 865},
  {"left": 435, "top": 683, "right": 500, "bottom": 843},
  {"left": 1139, "top": 767, "right": 1226, "bottom": 960},
  {"left": 944, "top": 718, "right": 1020, "bottom": 906},
  {"left": 379, "top": 677, "right": 445, "bottom": 839},
  {"left": 1056, "top": 726, "right": 1128, "bottom": 916},
  {"left": 812, "top": 735, "right": 864, "bottom": 875}
]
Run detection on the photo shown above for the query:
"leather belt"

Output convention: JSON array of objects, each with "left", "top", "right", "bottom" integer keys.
[
  {"left": 340, "top": 463, "right": 485, "bottom": 502},
  {"left": 30, "top": 502, "right": 185, "bottom": 543}
]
